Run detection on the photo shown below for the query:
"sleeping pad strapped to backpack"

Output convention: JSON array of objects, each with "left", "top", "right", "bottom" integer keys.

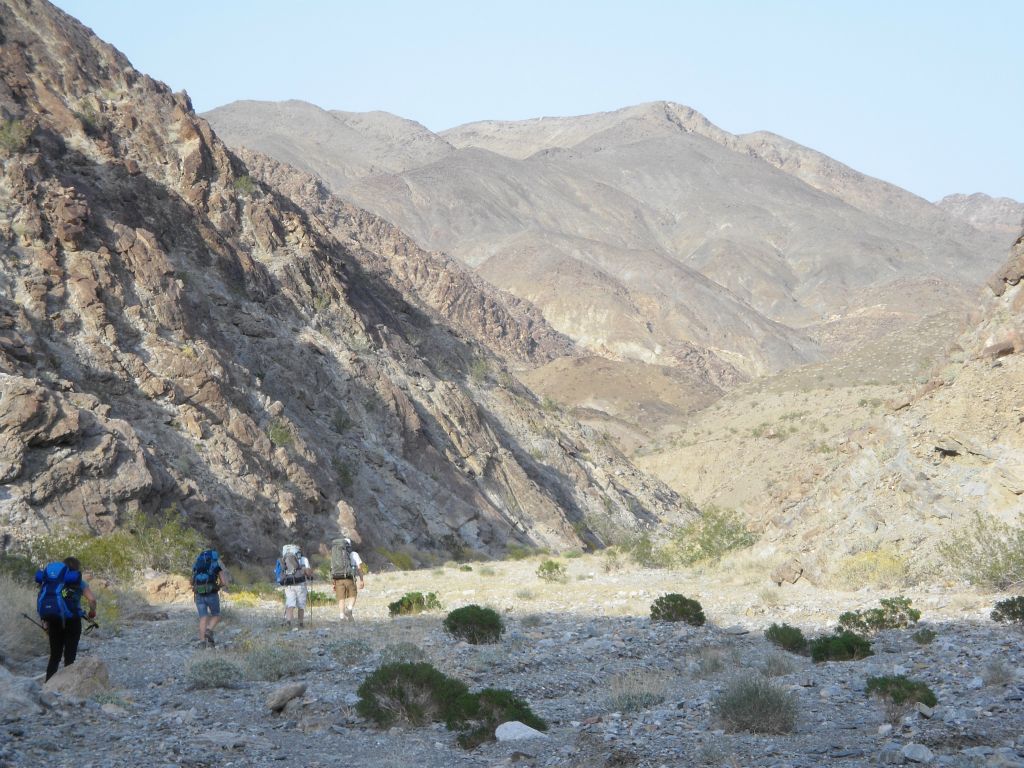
[{"left": 36, "top": 561, "right": 82, "bottom": 621}]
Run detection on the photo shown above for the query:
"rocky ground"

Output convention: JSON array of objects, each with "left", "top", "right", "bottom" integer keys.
[{"left": 2, "top": 556, "right": 1023, "bottom": 768}]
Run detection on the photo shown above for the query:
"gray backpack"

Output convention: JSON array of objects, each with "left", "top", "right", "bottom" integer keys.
[{"left": 330, "top": 538, "right": 355, "bottom": 579}]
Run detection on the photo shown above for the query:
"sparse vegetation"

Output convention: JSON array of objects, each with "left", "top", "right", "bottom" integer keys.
[
  {"left": 536, "top": 559, "right": 567, "bottom": 583},
  {"left": 991, "top": 596, "right": 1024, "bottom": 625},
  {"left": 650, "top": 594, "right": 705, "bottom": 625},
  {"left": 242, "top": 642, "right": 311, "bottom": 681},
  {"left": 443, "top": 605, "right": 504, "bottom": 644},
  {"left": 0, "top": 118, "right": 31, "bottom": 156},
  {"left": 186, "top": 654, "right": 244, "bottom": 689},
  {"left": 809, "top": 632, "right": 873, "bottom": 663},
  {"left": 672, "top": 505, "right": 756, "bottom": 566},
  {"left": 983, "top": 659, "right": 1014, "bottom": 687},
  {"left": 377, "top": 548, "right": 416, "bottom": 571},
  {"left": 833, "top": 548, "right": 910, "bottom": 589},
  {"left": 468, "top": 357, "right": 490, "bottom": 384},
  {"left": 606, "top": 670, "right": 667, "bottom": 712},
  {"left": 712, "top": 677, "right": 797, "bottom": 734},
  {"left": 764, "top": 623, "right": 807, "bottom": 654},
  {"left": 911, "top": 628, "right": 937, "bottom": 645},
  {"left": 0, "top": 573, "right": 40, "bottom": 664},
  {"left": 837, "top": 596, "right": 920, "bottom": 635},
  {"left": 866, "top": 675, "right": 937, "bottom": 707},
  {"left": 761, "top": 652, "right": 795, "bottom": 678},
  {"left": 267, "top": 419, "right": 293, "bottom": 447},
  {"left": 388, "top": 591, "right": 442, "bottom": 617},
  {"left": 232, "top": 174, "right": 257, "bottom": 196},
  {"left": 939, "top": 512, "right": 1024, "bottom": 589}
]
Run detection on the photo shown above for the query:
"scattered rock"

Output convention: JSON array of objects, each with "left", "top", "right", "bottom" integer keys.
[
  {"left": 42, "top": 658, "right": 110, "bottom": 698},
  {"left": 902, "top": 743, "right": 934, "bottom": 763},
  {"left": 267, "top": 682, "right": 306, "bottom": 713},
  {"left": 495, "top": 721, "right": 549, "bottom": 741}
]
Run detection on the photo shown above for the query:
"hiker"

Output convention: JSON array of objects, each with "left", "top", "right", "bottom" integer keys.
[
  {"left": 36, "top": 557, "right": 96, "bottom": 680},
  {"left": 191, "top": 548, "right": 229, "bottom": 647},
  {"left": 275, "top": 544, "right": 313, "bottom": 630},
  {"left": 330, "top": 537, "right": 365, "bottom": 621}
]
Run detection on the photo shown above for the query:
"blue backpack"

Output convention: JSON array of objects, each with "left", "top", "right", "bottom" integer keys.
[
  {"left": 36, "top": 562, "right": 81, "bottom": 621},
  {"left": 191, "top": 550, "right": 220, "bottom": 595}
]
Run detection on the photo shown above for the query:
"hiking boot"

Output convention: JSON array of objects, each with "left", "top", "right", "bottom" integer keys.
[{"left": 205, "top": 630, "right": 216, "bottom": 647}]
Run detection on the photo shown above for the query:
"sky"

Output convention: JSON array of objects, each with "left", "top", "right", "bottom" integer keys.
[{"left": 53, "top": 1, "right": 1023, "bottom": 202}]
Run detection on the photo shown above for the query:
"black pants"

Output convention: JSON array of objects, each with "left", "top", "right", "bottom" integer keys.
[{"left": 44, "top": 616, "right": 82, "bottom": 680}]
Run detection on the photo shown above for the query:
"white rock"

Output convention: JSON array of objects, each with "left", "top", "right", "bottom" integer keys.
[
  {"left": 878, "top": 724, "right": 893, "bottom": 736},
  {"left": 266, "top": 682, "right": 306, "bottom": 712},
  {"left": 495, "top": 721, "right": 549, "bottom": 741},
  {"left": 968, "top": 676, "right": 985, "bottom": 690},
  {"left": 916, "top": 702, "right": 934, "bottom": 718},
  {"left": 343, "top": 692, "right": 360, "bottom": 706}
]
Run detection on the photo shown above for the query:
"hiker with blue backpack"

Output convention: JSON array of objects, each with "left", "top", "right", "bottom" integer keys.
[
  {"left": 191, "top": 549, "right": 229, "bottom": 647},
  {"left": 35, "top": 556, "right": 97, "bottom": 680},
  {"left": 275, "top": 544, "right": 313, "bottom": 630}
]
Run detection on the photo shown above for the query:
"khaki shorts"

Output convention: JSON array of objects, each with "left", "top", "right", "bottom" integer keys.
[{"left": 333, "top": 577, "right": 357, "bottom": 600}]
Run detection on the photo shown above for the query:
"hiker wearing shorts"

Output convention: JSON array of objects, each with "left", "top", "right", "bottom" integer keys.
[
  {"left": 191, "top": 549, "right": 229, "bottom": 647},
  {"left": 330, "top": 537, "right": 365, "bottom": 621},
  {"left": 275, "top": 544, "right": 313, "bottom": 630}
]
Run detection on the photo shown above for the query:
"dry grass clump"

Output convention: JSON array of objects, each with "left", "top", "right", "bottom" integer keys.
[
  {"left": 983, "top": 659, "right": 1015, "bottom": 687},
  {"left": 0, "top": 573, "right": 40, "bottom": 663},
  {"left": 760, "top": 652, "right": 796, "bottom": 678},
  {"left": 712, "top": 677, "right": 798, "bottom": 734},
  {"left": 832, "top": 548, "right": 910, "bottom": 589},
  {"left": 380, "top": 641, "right": 427, "bottom": 665},
  {"left": 186, "top": 654, "right": 244, "bottom": 689},
  {"left": 241, "top": 640, "right": 311, "bottom": 681},
  {"left": 606, "top": 669, "right": 668, "bottom": 712}
]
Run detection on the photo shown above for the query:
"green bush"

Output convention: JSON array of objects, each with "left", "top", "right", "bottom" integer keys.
[
  {"left": 650, "top": 594, "right": 705, "bottom": 625},
  {"left": 991, "top": 596, "right": 1024, "bottom": 625},
  {"left": 186, "top": 655, "right": 244, "bottom": 689},
  {"left": 0, "top": 118, "right": 31, "bottom": 156},
  {"left": 243, "top": 643, "right": 310, "bottom": 681},
  {"left": 838, "top": 597, "right": 920, "bottom": 635},
  {"left": 911, "top": 628, "right": 937, "bottom": 645},
  {"left": 456, "top": 687, "right": 548, "bottom": 748},
  {"left": 764, "top": 623, "right": 807, "bottom": 654},
  {"left": 22, "top": 509, "right": 204, "bottom": 581},
  {"left": 866, "top": 675, "right": 937, "bottom": 707},
  {"left": 357, "top": 662, "right": 469, "bottom": 728},
  {"left": 939, "top": 511, "right": 1024, "bottom": 589},
  {"left": 267, "top": 419, "right": 293, "bottom": 447},
  {"left": 443, "top": 605, "right": 504, "bottom": 644},
  {"left": 627, "top": 533, "right": 672, "bottom": 568},
  {"left": 810, "top": 632, "right": 873, "bottom": 663},
  {"left": 377, "top": 548, "right": 416, "bottom": 571},
  {"left": 0, "top": 553, "right": 38, "bottom": 582},
  {"left": 232, "top": 174, "right": 257, "bottom": 196},
  {"left": 306, "top": 589, "right": 334, "bottom": 607},
  {"left": 712, "top": 677, "right": 797, "bottom": 734},
  {"left": 506, "top": 544, "right": 544, "bottom": 560},
  {"left": 388, "top": 591, "right": 442, "bottom": 617},
  {"left": 536, "top": 559, "right": 567, "bottom": 583},
  {"left": 672, "top": 505, "right": 757, "bottom": 565},
  {"left": 380, "top": 642, "right": 427, "bottom": 665}
]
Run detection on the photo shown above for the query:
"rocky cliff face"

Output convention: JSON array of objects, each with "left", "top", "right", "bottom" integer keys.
[
  {"left": 0, "top": 0, "right": 691, "bottom": 561},
  {"left": 758, "top": 231, "right": 1024, "bottom": 583},
  {"left": 936, "top": 193, "right": 1024, "bottom": 239}
]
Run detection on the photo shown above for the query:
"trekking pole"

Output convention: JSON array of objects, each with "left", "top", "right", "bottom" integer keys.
[
  {"left": 20, "top": 613, "right": 46, "bottom": 632},
  {"left": 306, "top": 571, "right": 313, "bottom": 629}
]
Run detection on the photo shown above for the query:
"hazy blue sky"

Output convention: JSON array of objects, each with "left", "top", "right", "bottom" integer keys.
[{"left": 54, "top": 1, "right": 1022, "bottom": 201}]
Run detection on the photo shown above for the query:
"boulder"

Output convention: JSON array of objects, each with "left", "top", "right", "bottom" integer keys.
[
  {"left": 0, "top": 665, "right": 46, "bottom": 721},
  {"left": 43, "top": 657, "right": 110, "bottom": 698},
  {"left": 495, "top": 721, "right": 549, "bottom": 741},
  {"left": 266, "top": 682, "right": 306, "bottom": 713}
]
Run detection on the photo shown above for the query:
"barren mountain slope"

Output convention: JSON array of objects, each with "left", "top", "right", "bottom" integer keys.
[
  {"left": 744, "top": 231, "right": 1024, "bottom": 584},
  {"left": 0, "top": 0, "right": 692, "bottom": 562},
  {"left": 937, "top": 192, "right": 1024, "bottom": 239}
]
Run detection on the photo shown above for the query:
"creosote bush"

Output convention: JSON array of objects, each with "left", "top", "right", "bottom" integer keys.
[
  {"left": 764, "top": 623, "right": 807, "bottom": 654},
  {"left": 380, "top": 642, "right": 427, "bottom": 665},
  {"left": 243, "top": 642, "right": 311, "bottom": 681},
  {"left": 939, "top": 511, "right": 1024, "bottom": 589},
  {"left": 712, "top": 677, "right": 797, "bottom": 734},
  {"left": 991, "top": 596, "right": 1024, "bottom": 625},
  {"left": 443, "top": 605, "right": 504, "bottom": 644},
  {"left": 356, "top": 662, "right": 545, "bottom": 749},
  {"left": 672, "top": 505, "right": 757, "bottom": 566},
  {"left": 606, "top": 670, "right": 668, "bottom": 712},
  {"left": 536, "top": 559, "right": 567, "bottom": 583},
  {"left": 911, "top": 628, "right": 937, "bottom": 645},
  {"left": 810, "top": 632, "right": 872, "bottom": 663},
  {"left": 650, "top": 594, "right": 705, "bottom": 625},
  {"left": 389, "top": 591, "right": 442, "bottom": 617},
  {"left": 838, "top": 596, "right": 920, "bottom": 635},
  {"left": 866, "top": 675, "right": 937, "bottom": 707},
  {"left": 186, "top": 655, "right": 244, "bottom": 689}
]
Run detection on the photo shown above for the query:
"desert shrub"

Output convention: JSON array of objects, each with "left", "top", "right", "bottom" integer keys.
[
  {"left": 357, "top": 662, "right": 469, "bottom": 728},
  {"left": 838, "top": 596, "right": 920, "bottom": 635},
  {"left": 242, "top": 642, "right": 311, "bottom": 681},
  {"left": 536, "top": 559, "right": 567, "bottom": 583},
  {"left": 22, "top": 509, "right": 203, "bottom": 581},
  {"left": 0, "top": 573, "right": 41, "bottom": 663},
  {"left": 0, "top": 553, "right": 37, "bottom": 582},
  {"left": 911, "top": 628, "right": 937, "bottom": 645},
  {"left": 443, "top": 605, "right": 504, "bottom": 644},
  {"left": 603, "top": 547, "right": 624, "bottom": 573},
  {"left": 388, "top": 591, "right": 442, "bottom": 617},
  {"left": 810, "top": 632, "right": 873, "bottom": 663},
  {"left": 520, "top": 613, "right": 544, "bottom": 628},
  {"left": 694, "top": 647, "right": 726, "bottom": 678},
  {"left": 712, "top": 677, "right": 797, "bottom": 734},
  {"left": 327, "top": 637, "right": 372, "bottom": 663},
  {"left": 627, "top": 533, "right": 673, "bottom": 568},
  {"left": 833, "top": 548, "right": 910, "bottom": 589},
  {"left": 672, "top": 505, "right": 756, "bottom": 566},
  {"left": 650, "top": 594, "right": 705, "bottom": 625},
  {"left": 939, "top": 511, "right": 1024, "bottom": 589},
  {"left": 227, "top": 590, "right": 262, "bottom": 608},
  {"left": 378, "top": 548, "right": 416, "bottom": 571},
  {"left": 764, "top": 623, "right": 807, "bottom": 654},
  {"left": 380, "top": 641, "right": 427, "bottom": 665},
  {"left": 456, "top": 687, "right": 547, "bottom": 749},
  {"left": 564, "top": 549, "right": 583, "bottom": 559},
  {"left": 306, "top": 589, "right": 334, "bottom": 606},
  {"left": 468, "top": 357, "right": 489, "bottom": 384},
  {"left": 991, "top": 596, "right": 1024, "bottom": 625},
  {"left": 514, "top": 588, "right": 536, "bottom": 600},
  {"left": 761, "top": 652, "right": 795, "bottom": 678},
  {"left": 982, "top": 659, "right": 1014, "bottom": 687},
  {"left": 267, "top": 419, "right": 293, "bottom": 447},
  {"left": 0, "top": 118, "right": 31, "bottom": 156},
  {"left": 459, "top": 564, "right": 473, "bottom": 572},
  {"left": 186, "top": 655, "right": 244, "bottom": 689},
  {"left": 866, "top": 675, "right": 937, "bottom": 707},
  {"left": 606, "top": 670, "right": 668, "bottom": 712},
  {"left": 506, "top": 544, "right": 542, "bottom": 560},
  {"left": 479, "top": 566, "right": 496, "bottom": 577},
  {"left": 232, "top": 174, "right": 256, "bottom": 196}
]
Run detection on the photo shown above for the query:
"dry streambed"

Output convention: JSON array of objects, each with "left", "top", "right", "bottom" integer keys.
[{"left": 2, "top": 558, "right": 1023, "bottom": 768}]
